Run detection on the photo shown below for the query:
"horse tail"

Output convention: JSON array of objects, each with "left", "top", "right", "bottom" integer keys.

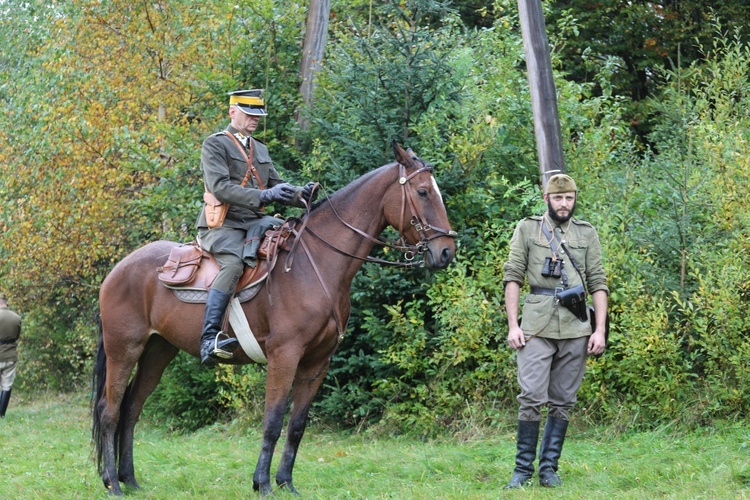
[{"left": 91, "top": 314, "right": 109, "bottom": 475}]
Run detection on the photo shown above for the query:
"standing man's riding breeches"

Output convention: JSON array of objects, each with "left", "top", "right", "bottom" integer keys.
[{"left": 516, "top": 336, "right": 588, "bottom": 421}]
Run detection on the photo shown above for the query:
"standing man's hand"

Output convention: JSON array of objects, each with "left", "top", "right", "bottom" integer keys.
[
  {"left": 507, "top": 325, "right": 527, "bottom": 350},
  {"left": 587, "top": 330, "right": 606, "bottom": 356},
  {"left": 587, "top": 290, "right": 608, "bottom": 356}
]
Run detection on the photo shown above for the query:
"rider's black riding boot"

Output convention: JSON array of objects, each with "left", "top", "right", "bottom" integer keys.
[
  {"left": 505, "top": 419, "right": 540, "bottom": 488},
  {"left": 0, "top": 389, "right": 11, "bottom": 417},
  {"left": 538, "top": 416, "right": 569, "bottom": 487},
  {"left": 199, "top": 288, "right": 239, "bottom": 367}
]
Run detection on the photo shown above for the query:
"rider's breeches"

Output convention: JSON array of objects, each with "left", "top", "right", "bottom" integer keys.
[{"left": 211, "top": 253, "right": 244, "bottom": 295}]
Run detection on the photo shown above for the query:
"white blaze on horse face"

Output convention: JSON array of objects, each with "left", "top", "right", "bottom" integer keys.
[{"left": 431, "top": 175, "right": 444, "bottom": 203}]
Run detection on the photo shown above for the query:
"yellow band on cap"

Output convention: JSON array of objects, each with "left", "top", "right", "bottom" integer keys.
[{"left": 229, "top": 95, "right": 264, "bottom": 106}]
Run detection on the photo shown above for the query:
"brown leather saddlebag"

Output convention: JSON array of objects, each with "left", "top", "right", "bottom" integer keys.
[
  {"left": 157, "top": 244, "right": 204, "bottom": 286},
  {"left": 257, "top": 223, "right": 294, "bottom": 260}
]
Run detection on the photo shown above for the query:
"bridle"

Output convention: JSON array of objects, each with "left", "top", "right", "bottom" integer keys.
[
  {"left": 282, "top": 160, "right": 458, "bottom": 374},
  {"left": 302, "top": 161, "right": 457, "bottom": 268}
]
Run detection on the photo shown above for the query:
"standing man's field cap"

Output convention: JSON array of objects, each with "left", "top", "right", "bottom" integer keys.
[{"left": 545, "top": 174, "right": 577, "bottom": 194}]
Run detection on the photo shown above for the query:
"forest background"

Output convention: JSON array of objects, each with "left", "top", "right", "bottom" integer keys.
[{"left": 0, "top": 0, "right": 749, "bottom": 436}]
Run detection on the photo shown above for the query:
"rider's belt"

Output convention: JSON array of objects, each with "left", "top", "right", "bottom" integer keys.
[
  {"left": 0, "top": 339, "right": 16, "bottom": 345},
  {"left": 530, "top": 286, "right": 557, "bottom": 296}
]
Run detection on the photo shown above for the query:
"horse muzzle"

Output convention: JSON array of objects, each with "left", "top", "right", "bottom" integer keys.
[{"left": 422, "top": 237, "right": 456, "bottom": 270}]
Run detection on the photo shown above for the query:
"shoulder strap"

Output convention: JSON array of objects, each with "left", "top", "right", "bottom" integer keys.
[
  {"left": 223, "top": 131, "right": 264, "bottom": 190},
  {"left": 560, "top": 239, "right": 588, "bottom": 294},
  {"left": 540, "top": 219, "right": 587, "bottom": 294}
]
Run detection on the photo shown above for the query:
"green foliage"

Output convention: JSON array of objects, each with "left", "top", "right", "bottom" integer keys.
[
  {"left": 2, "top": 0, "right": 750, "bottom": 437},
  {"left": 15, "top": 303, "right": 98, "bottom": 393},
  {"left": 303, "top": 0, "right": 463, "bottom": 168},
  {"left": 574, "top": 33, "right": 750, "bottom": 428},
  {"left": 144, "top": 352, "right": 230, "bottom": 433},
  {"left": 214, "top": 364, "right": 269, "bottom": 424}
]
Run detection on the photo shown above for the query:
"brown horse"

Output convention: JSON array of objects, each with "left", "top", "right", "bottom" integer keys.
[{"left": 92, "top": 142, "right": 456, "bottom": 496}]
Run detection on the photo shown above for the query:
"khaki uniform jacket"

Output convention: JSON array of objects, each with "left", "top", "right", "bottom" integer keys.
[
  {"left": 0, "top": 306, "right": 21, "bottom": 363},
  {"left": 503, "top": 215, "right": 608, "bottom": 340}
]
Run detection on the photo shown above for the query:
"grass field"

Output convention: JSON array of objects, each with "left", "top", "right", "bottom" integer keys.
[{"left": 0, "top": 393, "right": 749, "bottom": 499}]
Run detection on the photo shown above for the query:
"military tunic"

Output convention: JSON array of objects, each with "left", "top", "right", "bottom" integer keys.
[
  {"left": 196, "top": 125, "right": 306, "bottom": 261},
  {"left": 503, "top": 215, "right": 608, "bottom": 339}
]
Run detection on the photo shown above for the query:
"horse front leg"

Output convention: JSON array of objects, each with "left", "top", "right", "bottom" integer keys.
[
  {"left": 275, "top": 364, "right": 329, "bottom": 494},
  {"left": 253, "top": 354, "right": 300, "bottom": 496}
]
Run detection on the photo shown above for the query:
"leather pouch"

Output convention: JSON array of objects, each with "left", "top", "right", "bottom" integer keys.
[{"left": 203, "top": 192, "right": 228, "bottom": 229}]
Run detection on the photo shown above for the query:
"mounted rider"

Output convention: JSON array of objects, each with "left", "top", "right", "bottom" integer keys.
[{"left": 196, "top": 89, "right": 315, "bottom": 366}]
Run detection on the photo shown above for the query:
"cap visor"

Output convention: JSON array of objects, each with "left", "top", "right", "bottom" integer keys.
[{"left": 236, "top": 104, "right": 267, "bottom": 116}]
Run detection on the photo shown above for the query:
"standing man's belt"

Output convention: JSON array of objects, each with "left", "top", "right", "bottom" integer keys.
[
  {"left": 530, "top": 286, "right": 559, "bottom": 296},
  {"left": 0, "top": 339, "right": 16, "bottom": 345}
]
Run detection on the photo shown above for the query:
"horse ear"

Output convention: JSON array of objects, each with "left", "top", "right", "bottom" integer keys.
[
  {"left": 391, "top": 139, "right": 404, "bottom": 163},
  {"left": 392, "top": 140, "right": 408, "bottom": 165}
]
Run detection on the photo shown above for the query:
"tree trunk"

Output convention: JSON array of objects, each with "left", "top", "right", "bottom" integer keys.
[
  {"left": 517, "top": 0, "right": 565, "bottom": 189},
  {"left": 297, "top": 0, "right": 331, "bottom": 134}
]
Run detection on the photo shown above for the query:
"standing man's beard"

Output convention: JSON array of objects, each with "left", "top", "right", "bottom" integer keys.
[{"left": 547, "top": 200, "right": 576, "bottom": 223}]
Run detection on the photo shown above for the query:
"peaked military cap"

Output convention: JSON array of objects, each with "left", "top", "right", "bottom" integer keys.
[
  {"left": 545, "top": 173, "right": 577, "bottom": 194},
  {"left": 228, "top": 89, "right": 267, "bottom": 116}
]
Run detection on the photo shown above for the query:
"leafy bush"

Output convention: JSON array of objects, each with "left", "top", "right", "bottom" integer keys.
[{"left": 144, "top": 352, "right": 232, "bottom": 433}]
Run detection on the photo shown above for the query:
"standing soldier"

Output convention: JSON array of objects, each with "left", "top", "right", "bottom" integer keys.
[
  {"left": 502, "top": 173, "right": 608, "bottom": 488},
  {"left": 0, "top": 293, "right": 22, "bottom": 417}
]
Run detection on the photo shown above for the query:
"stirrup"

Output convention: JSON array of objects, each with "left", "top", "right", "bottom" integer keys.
[{"left": 211, "top": 331, "right": 237, "bottom": 359}]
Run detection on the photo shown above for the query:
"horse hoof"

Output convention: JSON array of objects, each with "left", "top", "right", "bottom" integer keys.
[
  {"left": 106, "top": 484, "right": 124, "bottom": 496},
  {"left": 253, "top": 481, "right": 273, "bottom": 496}
]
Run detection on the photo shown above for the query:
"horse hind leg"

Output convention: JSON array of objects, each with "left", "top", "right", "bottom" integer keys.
[
  {"left": 92, "top": 337, "right": 122, "bottom": 495},
  {"left": 117, "top": 334, "right": 179, "bottom": 489},
  {"left": 94, "top": 349, "right": 143, "bottom": 495}
]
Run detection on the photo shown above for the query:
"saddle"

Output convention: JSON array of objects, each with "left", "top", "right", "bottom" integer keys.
[{"left": 157, "top": 221, "right": 297, "bottom": 302}]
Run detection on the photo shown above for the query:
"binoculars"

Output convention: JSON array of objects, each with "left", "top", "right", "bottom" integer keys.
[{"left": 541, "top": 257, "right": 562, "bottom": 278}]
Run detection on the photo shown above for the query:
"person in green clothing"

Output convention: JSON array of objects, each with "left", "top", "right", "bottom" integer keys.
[
  {"left": 0, "top": 293, "right": 22, "bottom": 418},
  {"left": 196, "top": 89, "right": 316, "bottom": 367},
  {"left": 502, "top": 173, "right": 608, "bottom": 488}
]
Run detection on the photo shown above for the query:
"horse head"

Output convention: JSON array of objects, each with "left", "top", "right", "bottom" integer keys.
[{"left": 386, "top": 141, "right": 456, "bottom": 269}]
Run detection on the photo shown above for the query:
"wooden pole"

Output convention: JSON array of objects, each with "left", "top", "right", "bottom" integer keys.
[
  {"left": 517, "top": 0, "right": 565, "bottom": 189},
  {"left": 297, "top": 0, "right": 331, "bottom": 134}
]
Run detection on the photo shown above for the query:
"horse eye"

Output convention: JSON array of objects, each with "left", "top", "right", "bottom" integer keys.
[{"left": 417, "top": 188, "right": 428, "bottom": 198}]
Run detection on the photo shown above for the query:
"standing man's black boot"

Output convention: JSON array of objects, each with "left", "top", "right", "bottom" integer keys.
[
  {"left": 0, "top": 389, "right": 11, "bottom": 417},
  {"left": 538, "top": 416, "right": 569, "bottom": 487},
  {"left": 199, "top": 288, "right": 239, "bottom": 367},
  {"left": 505, "top": 419, "right": 540, "bottom": 488}
]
